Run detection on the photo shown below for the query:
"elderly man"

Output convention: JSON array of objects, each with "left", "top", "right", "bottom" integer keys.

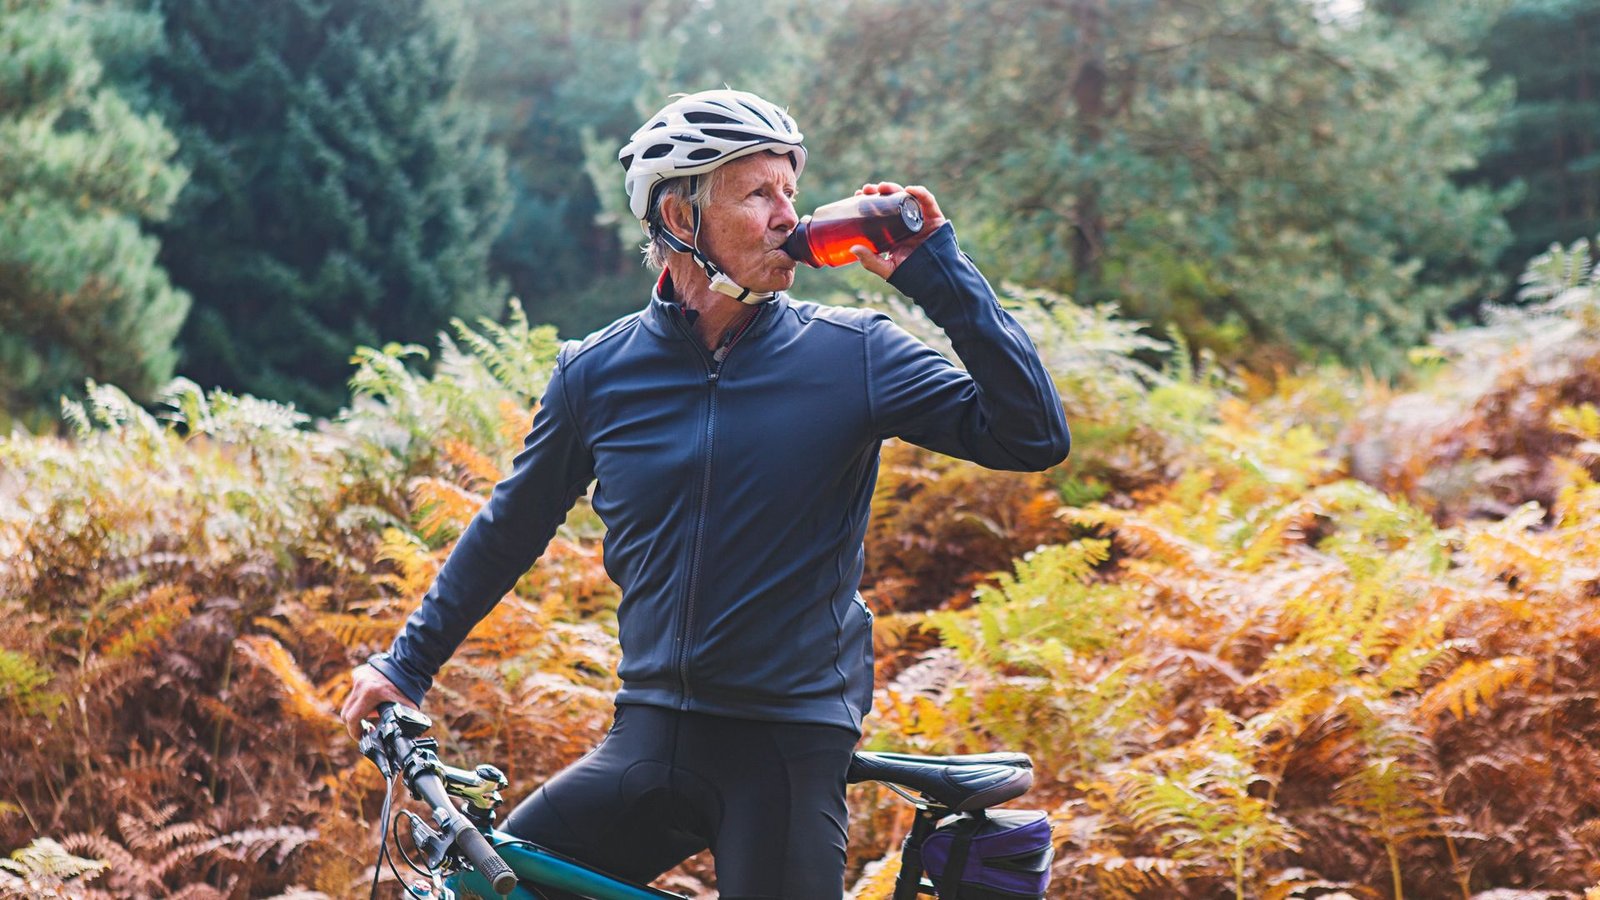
[{"left": 340, "top": 89, "right": 1069, "bottom": 898}]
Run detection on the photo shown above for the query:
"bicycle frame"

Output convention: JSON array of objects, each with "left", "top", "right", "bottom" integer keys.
[
  {"left": 361, "top": 705, "right": 1005, "bottom": 900},
  {"left": 443, "top": 829, "right": 686, "bottom": 900}
]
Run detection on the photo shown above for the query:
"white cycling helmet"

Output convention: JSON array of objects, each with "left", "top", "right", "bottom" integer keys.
[{"left": 619, "top": 89, "right": 807, "bottom": 222}]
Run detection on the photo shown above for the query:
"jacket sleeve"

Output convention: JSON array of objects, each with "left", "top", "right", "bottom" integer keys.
[
  {"left": 868, "top": 222, "right": 1071, "bottom": 471},
  {"left": 370, "top": 349, "right": 596, "bottom": 704}
]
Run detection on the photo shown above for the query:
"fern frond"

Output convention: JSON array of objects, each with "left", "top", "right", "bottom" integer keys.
[
  {"left": 115, "top": 802, "right": 186, "bottom": 853},
  {"left": 217, "top": 826, "right": 320, "bottom": 858},
  {"left": 260, "top": 887, "right": 335, "bottom": 900},
  {"left": 449, "top": 300, "right": 560, "bottom": 400},
  {"left": 1417, "top": 656, "right": 1536, "bottom": 725},
  {"left": 311, "top": 613, "right": 402, "bottom": 651},
  {"left": 1518, "top": 237, "right": 1593, "bottom": 302},
  {"left": 0, "top": 837, "right": 109, "bottom": 882},
  {"left": 156, "top": 826, "right": 317, "bottom": 879},
  {"left": 1463, "top": 502, "right": 1559, "bottom": 587},
  {"left": 159, "top": 821, "right": 217, "bottom": 853},
  {"left": 1238, "top": 498, "right": 1325, "bottom": 571},
  {"left": 1071, "top": 508, "right": 1213, "bottom": 571},
  {"left": 167, "top": 882, "right": 230, "bottom": 900},
  {"left": 410, "top": 477, "right": 486, "bottom": 540},
  {"left": 235, "top": 635, "right": 339, "bottom": 731},
  {"left": 61, "top": 832, "right": 137, "bottom": 876},
  {"left": 1552, "top": 402, "right": 1600, "bottom": 442},
  {"left": 195, "top": 694, "right": 249, "bottom": 730},
  {"left": 0, "top": 648, "right": 62, "bottom": 715},
  {"left": 373, "top": 526, "right": 442, "bottom": 598},
  {"left": 497, "top": 397, "right": 534, "bottom": 444},
  {"left": 440, "top": 438, "right": 504, "bottom": 489},
  {"left": 1069, "top": 851, "right": 1182, "bottom": 894},
  {"left": 347, "top": 343, "right": 430, "bottom": 405},
  {"left": 100, "top": 585, "right": 200, "bottom": 659}
]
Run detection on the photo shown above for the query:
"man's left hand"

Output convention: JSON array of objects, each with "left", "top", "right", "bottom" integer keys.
[{"left": 849, "top": 182, "right": 947, "bottom": 280}]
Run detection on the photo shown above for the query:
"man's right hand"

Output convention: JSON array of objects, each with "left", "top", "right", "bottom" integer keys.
[{"left": 340, "top": 663, "right": 418, "bottom": 741}]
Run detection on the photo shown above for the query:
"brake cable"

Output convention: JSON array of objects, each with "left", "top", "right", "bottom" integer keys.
[{"left": 372, "top": 771, "right": 435, "bottom": 900}]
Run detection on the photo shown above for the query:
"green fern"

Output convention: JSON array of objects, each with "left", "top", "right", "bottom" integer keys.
[
  {"left": 0, "top": 648, "right": 62, "bottom": 716},
  {"left": 1112, "top": 709, "right": 1301, "bottom": 900},
  {"left": 1516, "top": 234, "right": 1596, "bottom": 304},
  {"left": 449, "top": 299, "right": 561, "bottom": 402}
]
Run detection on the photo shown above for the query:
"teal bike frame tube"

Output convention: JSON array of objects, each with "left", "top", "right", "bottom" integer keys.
[{"left": 446, "top": 829, "right": 688, "bottom": 900}]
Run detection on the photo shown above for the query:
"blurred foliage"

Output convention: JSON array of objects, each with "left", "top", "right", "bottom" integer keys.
[
  {"left": 449, "top": 0, "right": 1531, "bottom": 372},
  {"left": 128, "top": 0, "right": 509, "bottom": 417},
  {"left": 0, "top": 0, "right": 189, "bottom": 429},
  {"left": 857, "top": 241, "right": 1600, "bottom": 897},
  {"left": 1471, "top": 0, "right": 1600, "bottom": 277},
  {"left": 1343, "top": 236, "right": 1600, "bottom": 523},
  {"left": 0, "top": 302, "right": 610, "bottom": 896},
  {"left": 799, "top": 0, "right": 1514, "bottom": 372},
  {"left": 4, "top": 0, "right": 1591, "bottom": 422},
  {"left": 1462, "top": 0, "right": 1599, "bottom": 281},
  {"left": 3, "top": 244, "right": 1600, "bottom": 895},
  {"left": 459, "top": 0, "right": 822, "bottom": 337},
  {"left": 6, "top": 1, "right": 1600, "bottom": 896}
]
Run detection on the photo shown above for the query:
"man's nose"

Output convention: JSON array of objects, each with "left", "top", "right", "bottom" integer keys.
[{"left": 773, "top": 195, "right": 799, "bottom": 233}]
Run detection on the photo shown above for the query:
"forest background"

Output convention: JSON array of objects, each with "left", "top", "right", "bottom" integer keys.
[{"left": 2, "top": 0, "right": 1599, "bottom": 896}]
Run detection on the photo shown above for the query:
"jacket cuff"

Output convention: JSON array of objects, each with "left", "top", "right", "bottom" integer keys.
[
  {"left": 366, "top": 652, "right": 427, "bottom": 707},
  {"left": 885, "top": 222, "right": 964, "bottom": 309}
]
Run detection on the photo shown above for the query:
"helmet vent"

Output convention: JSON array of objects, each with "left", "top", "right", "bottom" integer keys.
[
  {"left": 702, "top": 128, "right": 764, "bottom": 143},
  {"left": 641, "top": 143, "right": 674, "bottom": 160},
  {"left": 684, "top": 111, "right": 742, "bottom": 125},
  {"left": 738, "top": 100, "right": 775, "bottom": 128},
  {"left": 687, "top": 148, "right": 722, "bottom": 161}
]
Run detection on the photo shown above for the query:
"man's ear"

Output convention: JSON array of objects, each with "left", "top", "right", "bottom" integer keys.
[{"left": 658, "top": 195, "right": 694, "bottom": 245}]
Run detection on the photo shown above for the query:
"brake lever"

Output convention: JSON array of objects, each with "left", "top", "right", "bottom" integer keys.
[
  {"left": 402, "top": 809, "right": 453, "bottom": 870},
  {"left": 358, "top": 720, "right": 396, "bottom": 780},
  {"left": 396, "top": 813, "right": 459, "bottom": 900}
]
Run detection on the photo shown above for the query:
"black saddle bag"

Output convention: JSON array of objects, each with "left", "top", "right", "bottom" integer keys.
[{"left": 919, "top": 808, "right": 1054, "bottom": 899}]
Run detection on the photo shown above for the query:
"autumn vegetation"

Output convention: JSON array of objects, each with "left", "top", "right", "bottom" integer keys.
[
  {"left": 0, "top": 240, "right": 1596, "bottom": 897},
  {"left": 5, "top": 0, "right": 1599, "bottom": 894}
]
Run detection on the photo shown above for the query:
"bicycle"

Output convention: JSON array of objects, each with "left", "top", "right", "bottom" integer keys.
[{"left": 358, "top": 703, "right": 1054, "bottom": 899}]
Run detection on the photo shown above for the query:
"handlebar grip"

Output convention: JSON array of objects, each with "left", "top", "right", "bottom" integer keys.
[{"left": 455, "top": 825, "right": 517, "bottom": 896}]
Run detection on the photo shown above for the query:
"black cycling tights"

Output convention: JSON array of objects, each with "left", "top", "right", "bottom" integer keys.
[{"left": 501, "top": 703, "right": 860, "bottom": 900}]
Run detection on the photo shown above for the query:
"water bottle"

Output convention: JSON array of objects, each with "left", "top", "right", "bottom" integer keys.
[{"left": 781, "top": 191, "right": 926, "bottom": 268}]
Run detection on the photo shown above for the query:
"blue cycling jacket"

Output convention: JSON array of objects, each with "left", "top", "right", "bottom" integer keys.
[{"left": 371, "top": 223, "right": 1070, "bottom": 733}]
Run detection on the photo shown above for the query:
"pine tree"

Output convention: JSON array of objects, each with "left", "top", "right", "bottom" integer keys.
[
  {"left": 0, "top": 0, "right": 189, "bottom": 428},
  {"left": 141, "top": 0, "right": 508, "bottom": 415},
  {"left": 1474, "top": 0, "right": 1600, "bottom": 275}
]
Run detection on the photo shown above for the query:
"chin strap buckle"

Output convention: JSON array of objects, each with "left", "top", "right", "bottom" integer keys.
[{"left": 710, "top": 273, "right": 774, "bottom": 304}]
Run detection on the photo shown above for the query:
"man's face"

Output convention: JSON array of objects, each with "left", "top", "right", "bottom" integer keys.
[{"left": 695, "top": 152, "right": 801, "bottom": 294}]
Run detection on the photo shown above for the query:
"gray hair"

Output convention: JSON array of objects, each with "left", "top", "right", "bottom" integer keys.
[{"left": 642, "top": 169, "right": 721, "bottom": 271}]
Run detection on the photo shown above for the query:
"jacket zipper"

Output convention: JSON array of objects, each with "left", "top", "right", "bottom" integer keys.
[{"left": 668, "top": 303, "right": 763, "bottom": 706}]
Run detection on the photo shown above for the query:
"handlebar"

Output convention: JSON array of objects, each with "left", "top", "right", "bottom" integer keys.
[
  {"left": 453, "top": 826, "right": 516, "bottom": 894},
  {"left": 360, "top": 703, "right": 517, "bottom": 896}
]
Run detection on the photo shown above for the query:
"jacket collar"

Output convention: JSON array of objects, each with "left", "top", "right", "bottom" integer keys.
[{"left": 643, "top": 268, "right": 789, "bottom": 341}]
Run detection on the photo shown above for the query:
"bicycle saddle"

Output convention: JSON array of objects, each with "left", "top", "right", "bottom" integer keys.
[{"left": 847, "top": 751, "right": 1034, "bottom": 811}]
